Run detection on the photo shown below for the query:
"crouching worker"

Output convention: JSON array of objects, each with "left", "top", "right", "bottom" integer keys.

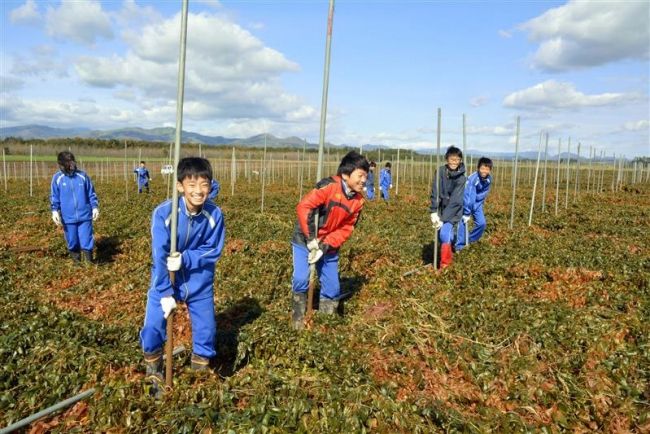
[
  {"left": 290, "top": 151, "right": 369, "bottom": 329},
  {"left": 50, "top": 151, "right": 99, "bottom": 263},
  {"left": 140, "top": 157, "right": 225, "bottom": 395},
  {"left": 456, "top": 157, "right": 493, "bottom": 251},
  {"left": 429, "top": 146, "right": 466, "bottom": 269}
]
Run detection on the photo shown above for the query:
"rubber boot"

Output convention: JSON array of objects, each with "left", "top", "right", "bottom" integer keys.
[
  {"left": 144, "top": 350, "right": 164, "bottom": 399},
  {"left": 440, "top": 243, "right": 453, "bottom": 269},
  {"left": 81, "top": 250, "right": 93, "bottom": 263},
  {"left": 319, "top": 298, "right": 338, "bottom": 315},
  {"left": 191, "top": 354, "right": 210, "bottom": 372},
  {"left": 291, "top": 292, "right": 307, "bottom": 330},
  {"left": 69, "top": 250, "right": 81, "bottom": 262}
]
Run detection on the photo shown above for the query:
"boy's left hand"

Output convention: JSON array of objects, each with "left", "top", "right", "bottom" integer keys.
[
  {"left": 92, "top": 208, "right": 99, "bottom": 221},
  {"left": 167, "top": 252, "right": 182, "bottom": 271},
  {"left": 308, "top": 248, "right": 323, "bottom": 264},
  {"left": 462, "top": 215, "right": 471, "bottom": 223}
]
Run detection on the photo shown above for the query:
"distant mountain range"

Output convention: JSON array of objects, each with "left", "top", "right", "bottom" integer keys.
[{"left": 0, "top": 124, "right": 617, "bottom": 161}]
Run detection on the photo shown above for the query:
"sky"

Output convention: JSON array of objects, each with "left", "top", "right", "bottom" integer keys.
[{"left": 1, "top": 0, "right": 649, "bottom": 157}]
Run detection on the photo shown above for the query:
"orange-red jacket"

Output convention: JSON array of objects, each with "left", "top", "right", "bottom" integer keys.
[{"left": 291, "top": 176, "right": 364, "bottom": 252}]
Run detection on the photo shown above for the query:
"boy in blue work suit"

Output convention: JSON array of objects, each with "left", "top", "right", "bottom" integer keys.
[
  {"left": 364, "top": 161, "right": 376, "bottom": 200},
  {"left": 456, "top": 157, "right": 493, "bottom": 251},
  {"left": 209, "top": 179, "right": 220, "bottom": 202},
  {"left": 140, "top": 157, "right": 225, "bottom": 393},
  {"left": 379, "top": 162, "right": 392, "bottom": 201},
  {"left": 50, "top": 151, "right": 99, "bottom": 263},
  {"left": 429, "top": 146, "right": 466, "bottom": 269},
  {"left": 133, "top": 161, "right": 151, "bottom": 193}
]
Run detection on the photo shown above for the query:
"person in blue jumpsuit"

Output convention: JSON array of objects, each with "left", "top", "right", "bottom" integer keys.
[
  {"left": 133, "top": 161, "right": 151, "bottom": 193},
  {"left": 364, "top": 161, "right": 376, "bottom": 200},
  {"left": 50, "top": 151, "right": 99, "bottom": 263},
  {"left": 379, "top": 162, "right": 392, "bottom": 201},
  {"left": 208, "top": 179, "right": 220, "bottom": 202},
  {"left": 456, "top": 157, "right": 493, "bottom": 251},
  {"left": 140, "top": 157, "right": 225, "bottom": 396}
]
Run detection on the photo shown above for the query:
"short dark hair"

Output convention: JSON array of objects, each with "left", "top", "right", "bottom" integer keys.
[
  {"left": 337, "top": 151, "right": 369, "bottom": 176},
  {"left": 140, "top": 161, "right": 146, "bottom": 165},
  {"left": 57, "top": 151, "right": 76, "bottom": 166},
  {"left": 177, "top": 157, "right": 213, "bottom": 182},
  {"left": 477, "top": 157, "right": 493, "bottom": 169},
  {"left": 369, "top": 161, "right": 376, "bottom": 168},
  {"left": 445, "top": 146, "right": 463, "bottom": 160},
  {"left": 385, "top": 162, "right": 392, "bottom": 168}
]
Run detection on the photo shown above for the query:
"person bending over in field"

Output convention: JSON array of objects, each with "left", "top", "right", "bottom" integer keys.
[
  {"left": 133, "top": 161, "right": 151, "bottom": 194},
  {"left": 290, "top": 151, "right": 369, "bottom": 329},
  {"left": 140, "top": 157, "right": 225, "bottom": 397},
  {"left": 456, "top": 157, "right": 493, "bottom": 251},
  {"left": 364, "top": 161, "right": 377, "bottom": 200},
  {"left": 208, "top": 178, "right": 220, "bottom": 202},
  {"left": 379, "top": 162, "right": 392, "bottom": 201},
  {"left": 429, "top": 146, "right": 466, "bottom": 269},
  {"left": 50, "top": 151, "right": 99, "bottom": 263}
]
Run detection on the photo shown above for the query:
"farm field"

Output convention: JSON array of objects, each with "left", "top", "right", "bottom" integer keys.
[{"left": 1, "top": 167, "right": 648, "bottom": 432}]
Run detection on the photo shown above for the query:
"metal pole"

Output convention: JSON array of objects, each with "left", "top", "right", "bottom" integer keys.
[
  {"left": 433, "top": 108, "right": 441, "bottom": 270},
  {"left": 541, "top": 133, "right": 549, "bottom": 213},
  {"left": 166, "top": 0, "right": 189, "bottom": 389},
  {"left": 124, "top": 141, "right": 128, "bottom": 201},
  {"left": 261, "top": 134, "right": 267, "bottom": 212},
  {"left": 555, "top": 138, "right": 561, "bottom": 216},
  {"left": 307, "top": 0, "right": 335, "bottom": 320},
  {"left": 528, "top": 131, "right": 542, "bottom": 226},
  {"left": 574, "top": 141, "right": 581, "bottom": 199},
  {"left": 564, "top": 137, "right": 571, "bottom": 209},
  {"left": 508, "top": 116, "right": 520, "bottom": 229},
  {"left": 230, "top": 147, "right": 236, "bottom": 196},
  {"left": 299, "top": 139, "right": 306, "bottom": 198},
  {"left": 395, "top": 145, "right": 400, "bottom": 196},
  {"left": 29, "top": 145, "right": 33, "bottom": 197}
]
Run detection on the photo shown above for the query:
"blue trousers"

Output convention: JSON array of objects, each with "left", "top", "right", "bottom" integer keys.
[
  {"left": 380, "top": 187, "right": 389, "bottom": 201},
  {"left": 140, "top": 290, "right": 216, "bottom": 358},
  {"left": 138, "top": 182, "right": 149, "bottom": 193},
  {"left": 63, "top": 220, "right": 94, "bottom": 251},
  {"left": 438, "top": 222, "right": 457, "bottom": 244},
  {"left": 366, "top": 187, "right": 375, "bottom": 200},
  {"left": 292, "top": 243, "right": 340, "bottom": 300},
  {"left": 456, "top": 206, "right": 486, "bottom": 251}
]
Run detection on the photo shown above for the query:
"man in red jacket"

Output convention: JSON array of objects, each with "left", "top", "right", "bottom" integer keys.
[{"left": 291, "top": 151, "right": 369, "bottom": 329}]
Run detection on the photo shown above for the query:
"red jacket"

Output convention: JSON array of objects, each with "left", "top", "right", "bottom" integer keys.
[{"left": 292, "top": 176, "right": 364, "bottom": 251}]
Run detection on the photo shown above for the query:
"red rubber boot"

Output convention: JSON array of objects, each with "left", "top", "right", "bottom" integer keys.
[{"left": 440, "top": 243, "right": 453, "bottom": 269}]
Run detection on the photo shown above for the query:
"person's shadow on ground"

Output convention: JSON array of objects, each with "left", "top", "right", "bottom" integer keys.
[
  {"left": 214, "top": 297, "right": 263, "bottom": 377},
  {"left": 95, "top": 236, "right": 121, "bottom": 264}
]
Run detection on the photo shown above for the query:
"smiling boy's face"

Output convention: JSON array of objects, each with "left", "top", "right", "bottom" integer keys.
[
  {"left": 177, "top": 175, "right": 211, "bottom": 213},
  {"left": 446, "top": 155, "right": 462, "bottom": 171},
  {"left": 342, "top": 168, "right": 368, "bottom": 194},
  {"left": 479, "top": 164, "right": 491, "bottom": 178}
]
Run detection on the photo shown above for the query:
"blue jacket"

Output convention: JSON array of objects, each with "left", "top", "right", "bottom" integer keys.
[
  {"left": 379, "top": 168, "right": 392, "bottom": 189},
  {"left": 365, "top": 171, "right": 375, "bottom": 190},
  {"left": 150, "top": 197, "right": 225, "bottom": 301},
  {"left": 429, "top": 164, "right": 466, "bottom": 223},
  {"left": 209, "top": 179, "right": 220, "bottom": 201},
  {"left": 50, "top": 170, "right": 99, "bottom": 223},
  {"left": 463, "top": 172, "right": 492, "bottom": 215},
  {"left": 133, "top": 167, "right": 150, "bottom": 185}
]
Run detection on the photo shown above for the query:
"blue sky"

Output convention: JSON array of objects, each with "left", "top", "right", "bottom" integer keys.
[{"left": 1, "top": 0, "right": 648, "bottom": 157}]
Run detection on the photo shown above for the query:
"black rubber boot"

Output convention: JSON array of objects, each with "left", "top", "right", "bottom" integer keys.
[
  {"left": 291, "top": 292, "right": 307, "bottom": 330},
  {"left": 144, "top": 350, "right": 164, "bottom": 399},
  {"left": 191, "top": 354, "right": 211, "bottom": 372},
  {"left": 81, "top": 250, "right": 93, "bottom": 263},
  {"left": 69, "top": 250, "right": 81, "bottom": 262},
  {"left": 319, "top": 298, "right": 338, "bottom": 315}
]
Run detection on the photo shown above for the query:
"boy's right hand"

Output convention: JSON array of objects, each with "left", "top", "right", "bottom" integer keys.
[
  {"left": 462, "top": 215, "right": 471, "bottom": 224},
  {"left": 430, "top": 212, "right": 442, "bottom": 229},
  {"left": 307, "top": 238, "right": 320, "bottom": 252},
  {"left": 52, "top": 211, "right": 62, "bottom": 226},
  {"left": 160, "top": 296, "right": 177, "bottom": 319},
  {"left": 167, "top": 252, "right": 182, "bottom": 272}
]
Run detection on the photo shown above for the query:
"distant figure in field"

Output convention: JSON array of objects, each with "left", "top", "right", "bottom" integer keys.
[
  {"left": 140, "top": 157, "right": 225, "bottom": 397},
  {"left": 456, "top": 157, "right": 493, "bottom": 251},
  {"left": 290, "top": 151, "right": 369, "bottom": 329},
  {"left": 133, "top": 161, "right": 151, "bottom": 193},
  {"left": 379, "top": 162, "right": 392, "bottom": 201},
  {"left": 50, "top": 151, "right": 99, "bottom": 263},
  {"left": 429, "top": 146, "right": 466, "bottom": 269},
  {"left": 364, "top": 161, "right": 377, "bottom": 200},
  {"left": 209, "top": 179, "right": 220, "bottom": 202}
]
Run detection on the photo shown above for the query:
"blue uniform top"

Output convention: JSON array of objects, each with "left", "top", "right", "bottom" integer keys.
[
  {"left": 208, "top": 179, "right": 220, "bottom": 201},
  {"left": 463, "top": 172, "right": 492, "bottom": 216},
  {"left": 50, "top": 170, "right": 99, "bottom": 223},
  {"left": 149, "top": 197, "right": 225, "bottom": 301},
  {"left": 379, "top": 168, "right": 392, "bottom": 189},
  {"left": 365, "top": 171, "right": 375, "bottom": 189},
  {"left": 133, "top": 167, "right": 150, "bottom": 184}
]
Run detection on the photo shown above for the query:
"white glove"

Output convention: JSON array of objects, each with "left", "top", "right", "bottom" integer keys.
[
  {"left": 167, "top": 252, "right": 182, "bottom": 272},
  {"left": 363, "top": 187, "right": 367, "bottom": 192},
  {"left": 308, "top": 248, "right": 323, "bottom": 264},
  {"left": 52, "top": 211, "right": 62, "bottom": 226},
  {"left": 160, "top": 296, "right": 177, "bottom": 319},
  {"left": 307, "top": 238, "right": 320, "bottom": 252},
  {"left": 389, "top": 184, "right": 393, "bottom": 189},
  {"left": 430, "top": 212, "right": 442, "bottom": 229},
  {"left": 92, "top": 208, "right": 99, "bottom": 221},
  {"left": 462, "top": 215, "right": 471, "bottom": 224}
]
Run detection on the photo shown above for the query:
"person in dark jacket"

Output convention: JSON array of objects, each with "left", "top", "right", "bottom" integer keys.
[
  {"left": 456, "top": 157, "right": 493, "bottom": 251},
  {"left": 50, "top": 151, "right": 99, "bottom": 263},
  {"left": 133, "top": 161, "right": 151, "bottom": 193},
  {"left": 429, "top": 146, "right": 466, "bottom": 269},
  {"left": 291, "top": 151, "right": 369, "bottom": 329},
  {"left": 364, "top": 161, "right": 376, "bottom": 200},
  {"left": 379, "top": 162, "right": 392, "bottom": 201},
  {"left": 140, "top": 157, "right": 225, "bottom": 396}
]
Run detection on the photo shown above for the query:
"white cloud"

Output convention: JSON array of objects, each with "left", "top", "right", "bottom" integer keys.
[
  {"left": 622, "top": 120, "right": 649, "bottom": 131},
  {"left": 10, "top": 0, "right": 40, "bottom": 25},
  {"left": 498, "top": 29, "right": 512, "bottom": 39},
  {"left": 45, "top": 0, "right": 113, "bottom": 46},
  {"left": 1, "top": 76, "right": 25, "bottom": 92},
  {"left": 519, "top": 0, "right": 650, "bottom": 71},
  {"left": 503, "top": 80, "right": 640, "bottom": 110},
  {"left": 10, "top": 46, "right": 69, "bottom": 78},
  {"left": 468, "top": 124, "right": 514, "bottom": 136},
  {"left": 470, "top": 96, "right": 489, "bottom": 107}
]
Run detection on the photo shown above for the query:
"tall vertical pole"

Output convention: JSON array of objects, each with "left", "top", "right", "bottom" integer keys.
[
  {"left": 166, "top": 0, "right": 190, "bottom": 389},
  {"left": 261, "top": 134, "right": 267, "bottom": 212},
  {"left": 299, "top": 139, "right": 306, "bottom": 198},
  {"left": 29, "top": 145, "right": 33, "bottom": 197},
  {"left": 541, "top": 133, "right": 549, "bottom": 213},
  {"left": 124, "top": 140, "right": 128, "bottom": 201},
  {"left": 306, "top": 0, "right": 335, "bottom": 320},
  {"left": 230, "top": 147, "right": 236, "bottom": 196},
  {"left": 564, "top": 137, "right": 571, "bottom": 209},
  {"left": 555, "top": 138, "right": 561, "bottom": 216},
  {"left": 574, "top": 141, "right": 581, "bottom": 199},
  {"left": 433, "top": 108, "right": 441, "bottom": 270},
  {"left": 528, "top": 131, "right": 543, "bottom": 226},
  {"left": 508, "top": 116, "right": 520, "bottom": 229},
  {"left": 395, "top": 145, "right": 400, "bottom": 196},
  {"left": 3, "top": 148, "right": 7, "bottom": 192}
]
